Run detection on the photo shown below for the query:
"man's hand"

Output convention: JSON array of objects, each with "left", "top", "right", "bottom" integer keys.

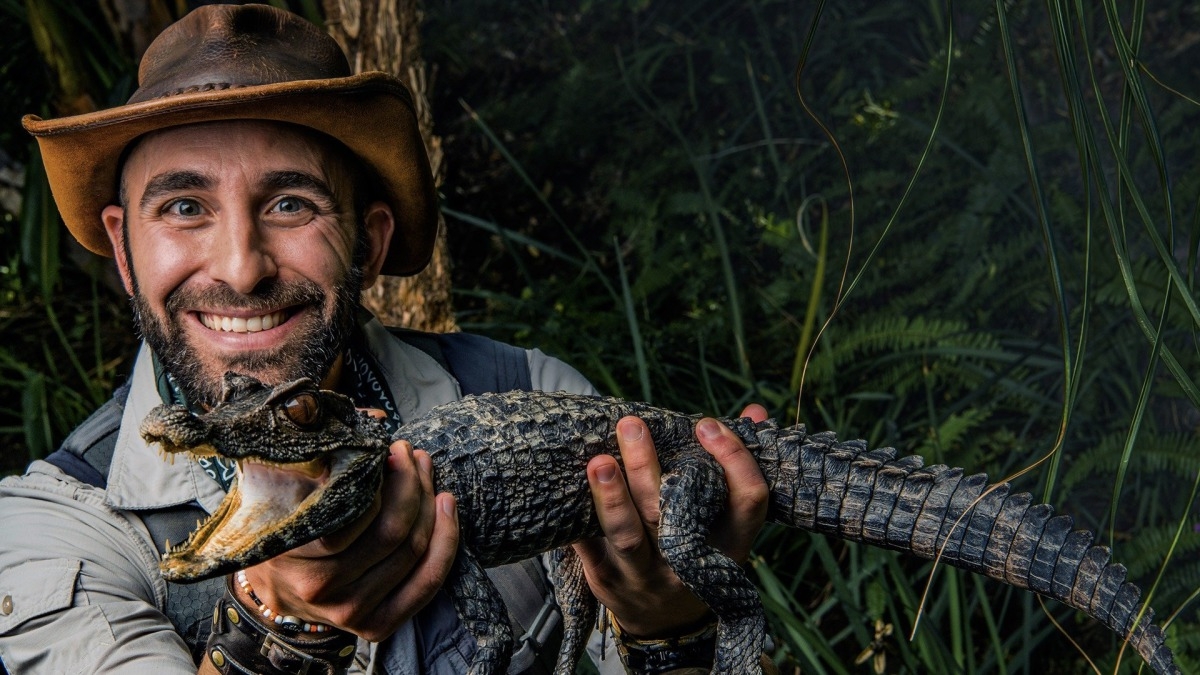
[
  {"left": 573, "top": 405, "right": 770, "bottom": 636},
  {"left": 240, "top": 440, "right": 460, "bottom": 641}
]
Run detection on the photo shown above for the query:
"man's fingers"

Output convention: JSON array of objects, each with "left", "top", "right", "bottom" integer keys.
[
  {"left": 355, "top": 493, "right": 460, "bottom": 641},
  {"left": 342, "top": 459, "right": 438, "bottom": 610},
  {"left": 695, "top": 417, "right": 769, "bottom": 561},
  {"left": 413, "top": 449, "right": 435, "bottom": 496},
  {"left": 266, "top": 439, "right": 432, "bottom": 613},
  {"left": 570, "top": 536, "right": 608, "bottom": 576},
  {"left": 295, "top": 439, "right": 424, "bottom": 560},
  {"left": 582, "top": 454, "right": 653, "bottom": 561},
  {"left": 290, "top": 489, "right": 383, "bottom": 558},
  {"left": 575, "top": 449, "right": 693, "bottom": 631},
  {"left": 739, "top": 403, "right": 769, "bottom": 423},
  {"left": 615, "top": 416, "right": 662, "bottom": 527}
]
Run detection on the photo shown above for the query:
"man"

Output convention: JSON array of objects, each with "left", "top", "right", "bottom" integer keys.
[{"left": 0, "top": 5, "right": 769, "bottom": 674}]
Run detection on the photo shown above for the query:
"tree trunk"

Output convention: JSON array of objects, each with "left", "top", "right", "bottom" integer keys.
[
  {"left": 97, "top": 0, "right": 174, "bottom": 62},
  {"left": 323, "top": 0, "right": 458, "bottom": 333}
]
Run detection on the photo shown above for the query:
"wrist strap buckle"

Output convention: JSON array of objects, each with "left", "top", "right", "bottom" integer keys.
[{"left": 261, "top": 631, "right": 317, "bottom": 675}]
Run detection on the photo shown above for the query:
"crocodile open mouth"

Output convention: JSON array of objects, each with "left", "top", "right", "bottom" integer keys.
[
  {"left": 238, "top": 456, "right": 331, "bottom": 518},
  {"left": 159, "top": 447, "right": 385, "bottom": 582}
]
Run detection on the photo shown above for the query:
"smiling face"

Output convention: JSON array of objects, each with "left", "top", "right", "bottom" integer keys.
[{"left": 102, "top": 121, "right": 395, "bottom": 408}]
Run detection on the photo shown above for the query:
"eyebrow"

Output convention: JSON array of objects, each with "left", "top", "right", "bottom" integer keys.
[
  {"left": 139, "top": 170, "right": 212, "bottom": 210},
  {"left": 262, "top": 171, "right": 338, "bottom": 204}
]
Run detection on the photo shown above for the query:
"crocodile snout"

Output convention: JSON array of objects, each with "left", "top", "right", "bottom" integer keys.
[{"left": 140, "top": 405, "right": 211, "bottom": 454}]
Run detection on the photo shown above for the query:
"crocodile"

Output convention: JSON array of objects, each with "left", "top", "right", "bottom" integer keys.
[{"left": 140, "top": 373, "right": 1183, "bottom": 675}]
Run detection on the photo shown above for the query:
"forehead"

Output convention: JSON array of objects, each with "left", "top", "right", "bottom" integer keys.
[{"left": 120, "top": 120, "right": 349, "bottom": 192}]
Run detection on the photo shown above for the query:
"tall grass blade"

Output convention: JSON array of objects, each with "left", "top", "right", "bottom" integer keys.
[
  {"left": 996, "top": 0, "right": 1077, "bottom": 502},
  {"left": 790, "top": 197, "right": 827, "bottom": 393},
  {"left": 1108, "top": 295, "right": 1168, "bottom": 547},
  {"left": 613, "top": 237, "right": 651, "bottom": 402}
]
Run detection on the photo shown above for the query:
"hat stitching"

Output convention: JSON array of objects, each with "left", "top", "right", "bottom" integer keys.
[{"left": 160, "top": 82, "right": 246, "bottom": 98}]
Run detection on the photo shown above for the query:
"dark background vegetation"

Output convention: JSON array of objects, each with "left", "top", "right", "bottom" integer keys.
[{"left": 1, "top": 0, "right": 1198, "bottom": 672}]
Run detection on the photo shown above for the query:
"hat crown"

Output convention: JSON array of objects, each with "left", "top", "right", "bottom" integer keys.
[{"left": 130, "top": 3, "right": 351, "bottom": 104}]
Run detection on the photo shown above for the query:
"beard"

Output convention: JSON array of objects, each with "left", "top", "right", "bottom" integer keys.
[{"left": 130, "top": 268, "right": 363, "bottom": 409}]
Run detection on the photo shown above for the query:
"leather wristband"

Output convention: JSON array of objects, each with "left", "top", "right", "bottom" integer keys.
[
  {"left": 205, "top": 576, "right": 358, "bottom": 675},
  {"left": 608, "top": 610, "right": 718, "bottom": 675}
]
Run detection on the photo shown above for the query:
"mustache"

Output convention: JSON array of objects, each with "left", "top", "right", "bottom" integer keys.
[{"left": 164, "top": 278, "right": 326, "bottom": 315}]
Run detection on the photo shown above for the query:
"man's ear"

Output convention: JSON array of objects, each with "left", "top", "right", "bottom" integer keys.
[
  {"left": 101, "top": 204, "right": 134, "bottom": 295},
  {"left": 359, "top": 200, "right": 395, "bottom": 289}
]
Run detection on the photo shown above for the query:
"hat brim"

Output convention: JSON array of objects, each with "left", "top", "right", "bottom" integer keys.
[{"left": 22, "top": 71, "right": 437, "bottom": 277}]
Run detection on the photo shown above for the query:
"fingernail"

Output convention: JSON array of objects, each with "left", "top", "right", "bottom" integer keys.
[
  {"left": 618, "top": 419, "right": 644, "bottom": 442},
  {"left": 441, "top": 494, "right": 457, "bottom": 519},
  {"left": 697, "top": 418, "right": 721, "bottom": 440},
  {"left": 597, "top": 463, "right": 617, "bottom": 483}
]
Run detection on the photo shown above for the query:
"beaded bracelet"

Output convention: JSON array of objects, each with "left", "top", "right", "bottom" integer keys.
[
  {"left": 235, "top": 569, "right": 333, "bottom": 633},
  {"left": 205, "top": 574, "right": 357, "bottom": 675},
  {"left": 607, "top": 610, "right": 719, "bottom": 674}
]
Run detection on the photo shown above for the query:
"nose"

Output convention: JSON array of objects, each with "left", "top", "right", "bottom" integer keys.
[{"left": 208, "top": 209, "right": 278, "bottom": 293}]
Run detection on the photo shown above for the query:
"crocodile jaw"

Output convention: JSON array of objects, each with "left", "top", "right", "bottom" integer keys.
[{"left": 159, "top": 447, "right": 387, "bottom": 582}]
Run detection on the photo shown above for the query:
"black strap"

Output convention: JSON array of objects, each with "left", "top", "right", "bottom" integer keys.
[
  {"left": 488, "top": 559, "right": 564, "bottom": 674},
  {"left": 437, "top": 332, "right": 533, "bottom": 396},
  {"left": 387, "top": 328, "right": 533, "bottom": 396}
]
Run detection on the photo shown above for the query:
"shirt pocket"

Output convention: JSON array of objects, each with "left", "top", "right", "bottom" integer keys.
[
  {"left": 0, "top": 558, "right": 80, "bottom": 635},
  {"left": 0, "top": 558, "right": 120, "bottom": 675}
]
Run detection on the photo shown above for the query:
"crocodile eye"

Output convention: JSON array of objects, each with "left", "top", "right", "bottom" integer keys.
[{"left": 282, "top": 393, "right": 321, "bottom": 428}]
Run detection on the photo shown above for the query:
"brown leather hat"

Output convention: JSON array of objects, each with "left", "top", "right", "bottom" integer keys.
[{"left": 22, "top": 3, "right": 437, "bottom": 276}]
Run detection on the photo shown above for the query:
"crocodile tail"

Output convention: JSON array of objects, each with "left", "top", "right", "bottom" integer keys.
[{"left": 748, "top": 422, "right": 1181, "bottom": 675}]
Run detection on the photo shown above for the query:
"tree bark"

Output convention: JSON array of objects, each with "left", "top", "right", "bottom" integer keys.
[
  {"left": 97, "top": 0, "right": 174, "bottom": 61},
  {"left": 324, "top": 0, "right": 458, "bottom": 333}
]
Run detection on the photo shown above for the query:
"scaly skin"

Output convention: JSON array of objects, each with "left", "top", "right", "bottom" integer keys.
[{"left": 141, "top": 375, "right": 1183, "bottom": 675}]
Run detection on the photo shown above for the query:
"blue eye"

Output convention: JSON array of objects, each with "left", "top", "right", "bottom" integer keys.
[
  {"left": 274, "top": 197, "right": 306, "bottom": 213},
  {"left": 167, "top": 199, "right": 202, "bottom": 217}
]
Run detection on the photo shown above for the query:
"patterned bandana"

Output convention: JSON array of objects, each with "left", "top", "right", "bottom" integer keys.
[{"left": 151, "top": 332, "right": 398, "bottom": 493}]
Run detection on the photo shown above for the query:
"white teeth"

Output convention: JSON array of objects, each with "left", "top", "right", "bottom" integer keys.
[{"left": 200, "top": 311, "right": 285, "bottom": 333}]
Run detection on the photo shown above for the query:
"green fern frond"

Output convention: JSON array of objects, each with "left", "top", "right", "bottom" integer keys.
[
  {"left": 1062, "top": 432, "right": 1200, "bottom": 489},
  {"left": 1114, "top": 524, "right": 1200, "bottom": 578}
]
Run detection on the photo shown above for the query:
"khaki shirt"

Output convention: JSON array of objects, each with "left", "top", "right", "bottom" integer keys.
[{"left": 0, "top": 317, "right": 599, "bottom": 673}]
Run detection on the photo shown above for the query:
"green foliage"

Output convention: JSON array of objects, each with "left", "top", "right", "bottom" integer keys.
[
  {"left": 0, "top": 0, "right": 140, "bottom": 475},
  {"left": 427, "top": 0, "right": 1200, "bottom": 671}
]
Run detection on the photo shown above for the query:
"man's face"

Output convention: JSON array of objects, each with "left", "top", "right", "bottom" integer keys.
[{"left": 102, "top": 121, "right": 393, "bottom": 407}]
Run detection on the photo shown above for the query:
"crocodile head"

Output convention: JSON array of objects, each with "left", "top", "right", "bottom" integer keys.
[{"left": 140, "top": 373, "right": 390, "bottom": 582}]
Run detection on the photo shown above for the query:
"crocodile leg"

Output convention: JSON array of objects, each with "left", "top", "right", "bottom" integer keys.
[
  {"left": 658, "top": 455, "right": 766, "bottom": 675},
  {"left": 546, "top": 546, "right": 596, "bottom": 675},
  {"left": 447, "top": 545, "right": 513, "bottom": 675}
]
